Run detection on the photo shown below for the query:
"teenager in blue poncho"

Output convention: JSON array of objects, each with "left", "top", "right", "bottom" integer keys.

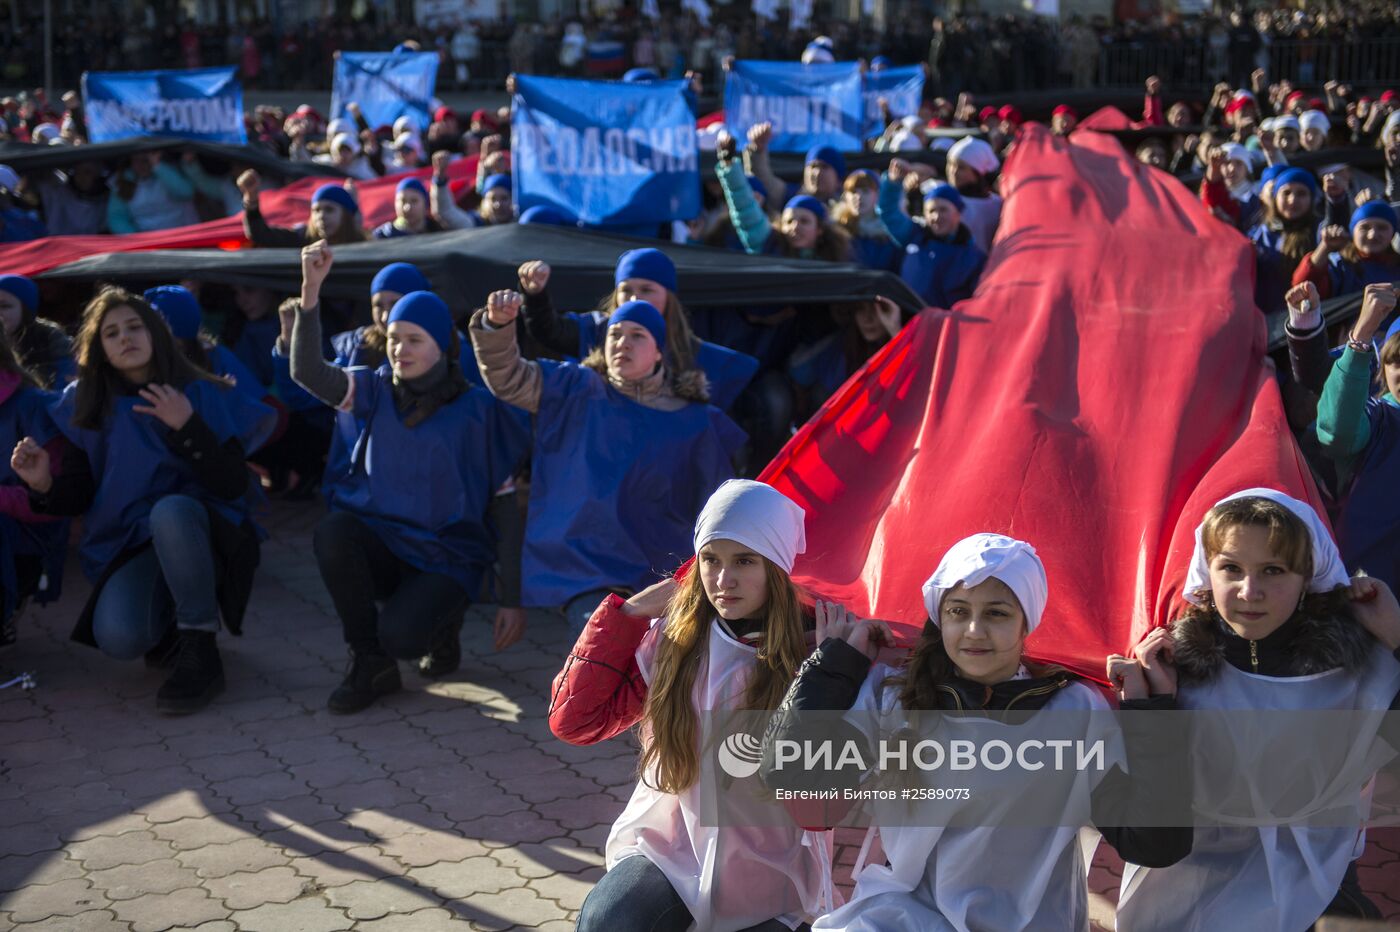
[
  {"left": 10, "top": 287, "right": 276, "bottom": 714},
  {"left": 1312, "top": 282, "right": 1400, "bottom": 593},
  {"left": 371, "top": 178, "right": 444, "bottom": 239},
  {"left": 470, "top": 289, "right": 744, "bottom": 633},
  {"left": 1246, "top": 167, "right": 1318, "bottom": 315},
  {"left": 518, "top": 247, "right": 759, "bottom": 411},
  {"left": 0, "top": 274, "right": 76, "bottom": 388},
  {"left": 0, "top": 331, "right": 66, "bottom": 646},
  {"left": 876, "top": 162, "right": 987, "bottom": 309},
  {"left": 290, "top": 243, "right": 531, "bottom": 714},
  {"left": 1294, "top": 200, "right": 1400, "bottom": 303}
]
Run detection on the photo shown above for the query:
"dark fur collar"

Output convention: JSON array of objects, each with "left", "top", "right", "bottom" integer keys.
[{"left": 1171, "top": 606, "right": 1375, "bottom": 683}]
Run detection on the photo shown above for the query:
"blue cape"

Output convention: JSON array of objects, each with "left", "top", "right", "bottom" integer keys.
[
  {"left": 898, "top": 228, "right": 987, "bottom": 309},
  {"left": 522, "top": 360, "right": 745, "bottom": 606},
  {"left": 1335, "top": 398, "right": 1400, "bottom": 594},
  {"left": 324, "top": 365, "right": 530, "bottom": 592},
  {"left": 50, "top": 379, "right": 277, "bottom": 580},
  {"left": 230, "top": 314, "right": 280, "bottom": 391},
  {"left": 0, "top": 384, "right": 67, "bottom": 616}
]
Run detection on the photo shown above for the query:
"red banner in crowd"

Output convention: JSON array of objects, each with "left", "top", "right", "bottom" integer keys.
[
  {"left": 0, "top": 157, "right": 479, "bottom": 279},
  {"left": 758, "top": 123, "right": 1323, "bottom": 680}
]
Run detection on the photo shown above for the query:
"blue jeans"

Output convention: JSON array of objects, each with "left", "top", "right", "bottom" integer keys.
[
  {"left": 577, "top": 855, "right": 805, "bottom": 932},
  {"left": 91, "top": 495, "right": 219, "bottom": 660},
  {"left": 564, "top": 588, "right": 616, "bottom": 635}
]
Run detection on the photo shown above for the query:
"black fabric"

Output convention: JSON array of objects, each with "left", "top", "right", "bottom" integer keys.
[
  {"left": 40, "top": 224, "right": 924, "bottom": 318},
  {"left": 163, "top": 412, "right": 252, "bottom": 501},
  {"left": 0, "top": 137, "right": 346, "bottom": 183}
]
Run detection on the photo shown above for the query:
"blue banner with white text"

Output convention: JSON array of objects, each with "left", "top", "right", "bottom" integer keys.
[
  {"left": 82, "top": 67, "right": 246, "bottom": 144},
  {"left": 330, "top": 52, "right": 438, "bottom": 134},
  {"left": 723, "top": 60, "right": 864, "bottom": 153},
  {"left": 863, "top": 65, "right": 925, "bottom": 139},
  {"left": 512, "top": 74, "right": 700, "bottom": 226}
]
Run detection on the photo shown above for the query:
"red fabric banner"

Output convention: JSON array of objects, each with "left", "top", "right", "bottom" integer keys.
[
  {"left": 758, "top": 123, "right": 1323, "bottom": 680},
  {"left": 1, "top": 158, "right": 479, "bottom": 279}
]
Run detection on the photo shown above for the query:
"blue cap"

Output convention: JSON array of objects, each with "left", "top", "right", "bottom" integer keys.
[
  {"left": 144, "top": 285, "right": 202, "bottom": 340},
  {"left": 614, "top": 247, "right": 677, "bottom": 294},
  {"left": 804, "top": 145, "right": 846, "bottom": 179},
  {"left": 0, "top": 274, "right": 38, "bottom": 314},
  {"left": 784, "top": 194, "right": 827, "bottom": 224},
  {"left": 370, "top": 262, "right": 430, "bottom": 299},
  {"left": 1259, "top": 164, "right": 1288, "bottom": 187},
  {"left": 923, "top": 182, "right": 965, "bottom": 213},
  {"left": 871, "top": 55, "right": 892, "bottom": 69},
  {"left": 1272, "top": 167, "right": 1318, "bottom": 197},
  {"left": 396, "top": 177, "right": 429, "bottom": 201},
  {"left": 519, "top": 205, "right": 574, "bottom": 226},
  {"left": 622, "top": 67, "right": 659, "bottom": 83},
  {"left": 1350, "top": 200, "right": 1399, "bottom": 234},
  {"left": 387, "top": 291, "right": 453, "bottom": 353},
  {"left": 608, "top": 300, "right": 666, "bottom": 351},
  {"left": 1384, "top": 317, "right": 1400, "bottom": 347},
  {"left": 482, "top": 173, "right": 512, "bottom": 195},
  {"left": 746, "top": 174, "right": 768, "bottom": 202},
  {"left": 312, "top": 184, "right": 359, "bottom": 215}
]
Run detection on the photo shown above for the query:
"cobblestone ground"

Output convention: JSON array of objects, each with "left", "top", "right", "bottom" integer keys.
[{"left": 1, "top": 501, "right": 1397, "bottom": 930}]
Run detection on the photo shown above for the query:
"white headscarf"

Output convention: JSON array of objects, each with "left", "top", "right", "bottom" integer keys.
[
  {"left": 1382, "top": 111, "right": 1400, "bottom": 147},
  {"left": 331, "top": 132, "right": 360, "bottom": 155},
  {"left": 1273, "top": 114, "right": 1301, "bottom": 133},
  {"left": 947, "top": 136, "right": 1000, "bottom": 176},
  {"left": 1299, "top": 110, "right": 1331, "bottom": 134},
  {"left": 921, "top": 534, "right": 1049, "bottom": 633},
  {"left": 1181, "top": 487, "right": 1350, "bottom": 605},
  {"left": 692, "top": 480, "right": 806, "bottom": 573}
]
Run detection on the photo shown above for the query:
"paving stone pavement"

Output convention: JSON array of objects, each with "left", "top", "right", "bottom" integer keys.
[{"left": 1, "top": 500, "right": 1397, "bottom": 930}]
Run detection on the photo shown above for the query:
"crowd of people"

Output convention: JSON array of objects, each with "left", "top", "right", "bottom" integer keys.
[{"left": 1, "top": 15, "right": 1400, "bottom": 929}]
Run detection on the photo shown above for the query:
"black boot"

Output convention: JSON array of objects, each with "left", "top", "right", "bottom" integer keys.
[
  {"left": 156, "top": 630, "right": 225, "bottom": 715},
  {"left": 418, "top": 618, "right": 463, "bottom": 679},
  {"left": 328, "top": 650, "right": 401, "bottom": 714}
]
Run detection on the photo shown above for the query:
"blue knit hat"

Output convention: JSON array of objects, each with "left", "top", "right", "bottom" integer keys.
[
  {"left": 371, "top": 262, "right": 430, "bottom": 298},
  {"left": 804, "top": 145, "right": 846, "bottom": 179},
  {"left": 784, "top": 194, "right": 828, "bottom": 224},
  {"left": 1259, "top": 164, "right": 1288, "bottom": 188},
  {"left": 622, "top": 67, "right": 659, "bottom": 83},
  {"left": 608, "top": 300, "right": 666, "bottom": 351},
  {"left": 614, "top": 248, "right": 677, "bottom": 294},
  {"left": 923, "top": 182, "right": 965, "bottom": 212},
  {"left": 312, "top": 184, "right": 359, "bottom": 215},
  {"left": 871, "top": 55, "right": 892, "bottom": 70},
  {"left": 1350, "top": 200, "right": 1399, "bottom": 234},
  {"left": 482, "top": 173, "right": 512, "bottom": 195},
  {"left": 387, "top": 291, "right": 453, "bottom": 353},
  {"left": 1272, "top": 167, "right": 1318, "bottom": 198},
  {"left": 0, "top": 274, "right": 38, "bottom": 314},
  {"left": 1384, "top": 317, "right": 1400, "bottom": 347},
  {"left": 519, "top": 205, "right": 574, "bottom": 225},
  {"left": 144, "top": 285, "right": 202, "bottom": 340},
  {"left": 396, "top": 177, "right": 429, "bottom": 201}
]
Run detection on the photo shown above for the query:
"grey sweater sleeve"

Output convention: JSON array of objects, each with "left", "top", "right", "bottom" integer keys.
[{"left": 289, "top": 304, "right": 351, "bottom": 407}]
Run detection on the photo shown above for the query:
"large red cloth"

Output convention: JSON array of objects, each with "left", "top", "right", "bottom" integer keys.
[
  {"left": 0, "top": 158, "right": 479, "bottom": 278},
  {"left": 758, "top": 123, "right": 1322, "bottom": 680}
]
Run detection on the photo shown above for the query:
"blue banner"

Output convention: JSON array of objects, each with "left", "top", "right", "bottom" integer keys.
[
  {"left": 512, "top": 75, "right": 700, "bottom": 226},
  {"left": 82, "top": 67, "right": 246, "bottom": 144},
  {"left": 863, "top": 65, "right": 925, "bottom": 139},
  {"left": 330, "top": 52, "right": 438, "bottom": 133},
  {"left": 724, "top": 60, "right": 864, "bottom": 153}
]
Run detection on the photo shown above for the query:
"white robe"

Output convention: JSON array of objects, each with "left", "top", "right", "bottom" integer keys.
[
  {"left": 605, "top": 617, "right": 834, "bottom": 932},
  {"left": 1116, "top": 645, "right": 1400, "bottom": 932}
]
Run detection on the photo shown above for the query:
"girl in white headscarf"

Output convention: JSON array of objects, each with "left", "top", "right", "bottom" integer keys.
[
  {"left": 550, "top": 479, "right": 833, "bottom": 932},
  {"left": 762, "top": 533, "right": 1191, "bottom": 931},
  {"left": 1116, "top": 488, "right": 1400, "bottom": 931}
]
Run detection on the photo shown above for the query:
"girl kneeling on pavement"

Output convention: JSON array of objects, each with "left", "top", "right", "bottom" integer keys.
[
  {"left": 550, "top": 479, "right": 830, "bottom": 931},
  {"left": 290, "top": 243, "right": 531, "bottom": 714},
  {"left": 11, "top": 287, "right": 276, "bottom": 714},
  {"left": 1114, "top": 489, "right": 1400, "bottom": 930},
  {"left": 763, "top": 534, "right": 1190, "bottom": 931},
  {"left": 470, "top": 289, "right": 743, "bottom": 632}
]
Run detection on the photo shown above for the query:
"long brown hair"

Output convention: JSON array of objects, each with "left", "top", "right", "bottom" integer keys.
[
  {"left": 71, "top": 287, "right": 222, "bottom": 430},
  {"left": 307, "top": 210, "right": 367, "bottom": 245},
  {"left": 639, "top": 560, "right": 808, "bottom": 794},
  {"left": 775, "top": 220, "right": 853, "bottom": 264},
  {"left": 1379, "top": 330, "right": 1400, "bottom": 396},
  {"left": 599, "top": 290, "right": 698, "bottom": 375},
  {"left": 1260, "top": 191, "right": 1317, "bottom": 265}
]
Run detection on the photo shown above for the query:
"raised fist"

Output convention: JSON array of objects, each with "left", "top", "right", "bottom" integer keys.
[
  {"left": 486, "top": 289, "right": 524, "bottom": 326},
  {"left": 517, "top": 260, "right": 551, "bottom": 295}
]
